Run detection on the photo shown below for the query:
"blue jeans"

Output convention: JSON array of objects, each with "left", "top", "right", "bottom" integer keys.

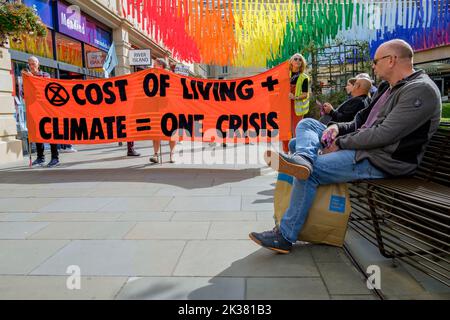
[{"left": 280, "top": 118, "right": 387, "bottom": 243}]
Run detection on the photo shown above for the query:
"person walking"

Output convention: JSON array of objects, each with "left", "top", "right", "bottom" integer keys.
[{"left": 149, "top": 58, "right": 176, "bottom": 163}]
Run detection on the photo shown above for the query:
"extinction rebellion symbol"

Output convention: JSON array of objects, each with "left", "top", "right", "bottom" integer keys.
[{"left": 45, "top": 83, "right": 70, "bottom": 106}]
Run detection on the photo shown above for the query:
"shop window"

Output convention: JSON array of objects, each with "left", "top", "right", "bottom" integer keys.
[
  {"left": 11, "top": 61, "right": 56, "bottom": 152},
  {"left": 10, "top": 28, "right": 54, "bottom": 59},
  {"left": 85, "top": 43, "right": 106, "bottom": 73},
  {"left": 56, "top": 33, "right": 83, "bottom": 67}
]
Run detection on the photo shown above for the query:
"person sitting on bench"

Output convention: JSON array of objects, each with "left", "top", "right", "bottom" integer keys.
[
  {"left": 319, "top": 77, "right": 372, "bottom": 125},
  {"left": 249, "top": 39, "right": 442, "bottom": 254}
]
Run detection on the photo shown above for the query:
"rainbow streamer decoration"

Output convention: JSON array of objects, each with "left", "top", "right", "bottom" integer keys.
[{"left": 122, "top": 0, "right": 450, "bottom": 67}]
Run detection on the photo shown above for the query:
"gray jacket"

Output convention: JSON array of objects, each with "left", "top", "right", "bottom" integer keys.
[{"left": 335, "top": 70, "right": 442, "bottom": 176}]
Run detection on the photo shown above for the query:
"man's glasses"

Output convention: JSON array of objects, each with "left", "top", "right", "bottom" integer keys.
[{"left": 372, "top": 55, "right": 392, "bottom": 65}]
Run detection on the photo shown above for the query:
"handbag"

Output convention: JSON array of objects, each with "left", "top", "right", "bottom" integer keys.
[{"left": 273, "top": 173, "right": 352, "bottom": 247}]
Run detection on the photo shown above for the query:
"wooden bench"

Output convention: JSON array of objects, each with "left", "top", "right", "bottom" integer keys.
[{"left": 348, "top": 122, "right": 450, "bottom": 287}]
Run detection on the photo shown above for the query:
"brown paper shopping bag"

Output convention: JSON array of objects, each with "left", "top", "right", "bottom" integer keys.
[{"left": 273, "top": 173, "right": 352, "bottom": 247}]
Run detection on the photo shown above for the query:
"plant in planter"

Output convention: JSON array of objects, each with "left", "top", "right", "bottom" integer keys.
[{"left": 0, "top": 0, "right": 47, "bottom": 47}]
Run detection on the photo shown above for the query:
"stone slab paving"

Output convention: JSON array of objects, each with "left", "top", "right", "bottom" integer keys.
[
  {"left": 29, "top": 240, "right": 187, "bottom": 276},
  {"left": 207, "top": 221, "right": 275, "bottom": 240},
  {"left": 172, "top": 240, "right": 320, "bottom": 278},
  {"left": 171, "top": 211, "right": 257, "bottom": 222},
  {"left": 99, "top": 197, "right": 173, "bottom": 212},
  {"left": 29, "top": 222, "right": 136, "bottom": 240},
  {"left": 124, "top": 222, "right": 210, "bottom": 240},
  {"left": 30, "top": 212, "right": 123, "bottom": 222},
  {"left": 0, "top": 213, "right": 40, "bottom": 222},
  {"left": 0, "top": 276, "right": 127, "bottom": 300},
  {"left": 344, "top": 229, "right": 450, "bottom": 299},
  {"left": 0, "top": 240, "right": 70, "bottom": 275},
  {"left": 165, "top": 196, "right": 242, "bottom": 212},
  {"left": 0, "top": 222, "right": 50, "bottom": 239},
  {"left": 0, "top": 142, "right": 382, "bottom": 299},
  {"left": 36, "top": 198, "right": 116, "bottom": 213},
  {"left": 115, "top": 277, "right": 246, "bottom": 300},
  {"left": 317, "top": 262, "right": 372, "bottom": 295},
  {"left": 246, "top": 278, "right": 329, "bottom": 300}
]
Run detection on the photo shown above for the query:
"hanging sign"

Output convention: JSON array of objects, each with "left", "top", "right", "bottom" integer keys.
[{"left": 129, "top": 49, "right": 152, "bottom": 66}]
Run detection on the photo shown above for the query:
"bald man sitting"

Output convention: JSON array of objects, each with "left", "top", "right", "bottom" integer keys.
[
  {"left": 320, "top": 77, "right": 372, "bottom": 124},
  {"left": 250, "top": 39, "right": 442, "bottom": 254}
]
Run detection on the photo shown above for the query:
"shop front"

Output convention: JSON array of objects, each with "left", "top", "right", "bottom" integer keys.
[{"left": 9, "top": 0, "right": 113, "bottom": 154}]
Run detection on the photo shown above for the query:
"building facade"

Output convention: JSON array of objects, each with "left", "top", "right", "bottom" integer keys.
[
  {"left": 414, "top": 45, "right": 450, "bottom": 102},
  {"left": 207, "top": 65, "right": 267, "bottom": 80}
]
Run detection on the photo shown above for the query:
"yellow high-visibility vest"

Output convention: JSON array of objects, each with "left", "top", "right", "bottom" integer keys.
[{"left": 292, "top": 72, "right": 310, "bottom": 116}]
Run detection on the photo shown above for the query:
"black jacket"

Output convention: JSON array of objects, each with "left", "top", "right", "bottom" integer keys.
[{"left": 322, "top": 94, "right": 370, "bottom": 125}]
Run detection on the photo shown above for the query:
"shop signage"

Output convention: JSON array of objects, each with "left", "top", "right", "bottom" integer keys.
[
  {"left": 57, "top": 2, "right": 112, "bottom": 51},
  {"left": 57, "top": 2, "right": 87, "bottom": 42},
  {"left": 87, "top": 51, "right": 105, "bottom": 68},
  {"left": 92, "top": 26, "right": 112, "bottom": 51},
  {"left": 174, "top": 64, "right": 190, "bottom": 76},
  {"left": 24, "top": 0, "right": 54, "bottom": 28},
  {"left": 129, "top": 49, "right": 152, "bottom": 66}
]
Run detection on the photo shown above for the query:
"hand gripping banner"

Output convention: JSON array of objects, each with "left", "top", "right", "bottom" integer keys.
[{"left": 23, "top": 62, "right": 291, "bottom": 144}]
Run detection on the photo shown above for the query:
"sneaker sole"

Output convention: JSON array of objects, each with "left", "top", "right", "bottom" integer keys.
[
  {"left": 264, "top": 150, "right": 310, "bottom": 180},
  {"left": 248, "top": 233, "right": 290, "bottom": 254}
]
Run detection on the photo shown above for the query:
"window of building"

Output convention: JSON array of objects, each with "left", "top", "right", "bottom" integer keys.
[
  {"left": 10, "top": 28, "right": 54, "bottom": 60},
  {"left": 84, "top": 43, "right": 107, "bottom": 72},
  {"left": 55, "top": 33, "right": 83, "bottom": 67}
]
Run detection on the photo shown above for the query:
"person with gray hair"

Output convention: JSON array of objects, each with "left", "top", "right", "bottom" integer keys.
[
  {"left": 249, "top": 39, "right": 441, "bottom": 254},
  {"left": 22, "top": 56, "right": 61, "bottom": 168},
  {"left": 356, "top": 73, "right": 378, "bottom": 96}
]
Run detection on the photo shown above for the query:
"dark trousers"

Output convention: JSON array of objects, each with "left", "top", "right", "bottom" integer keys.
[{"left": 36, "top": 143, "right": 59, "bottom": 160}]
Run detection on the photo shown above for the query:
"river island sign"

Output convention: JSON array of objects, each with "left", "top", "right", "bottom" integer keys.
[{"left": 129, "top": 49, "right": 152, "bottom": 66}]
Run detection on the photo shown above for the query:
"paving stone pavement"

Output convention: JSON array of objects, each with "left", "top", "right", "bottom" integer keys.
[{"left": 0, "top": 142, "right": 380, "bottom": 300}]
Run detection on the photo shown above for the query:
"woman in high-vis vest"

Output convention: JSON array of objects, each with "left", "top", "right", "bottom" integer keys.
[{"left": 283, "top": 53, "right": 310, "bottom": 152}]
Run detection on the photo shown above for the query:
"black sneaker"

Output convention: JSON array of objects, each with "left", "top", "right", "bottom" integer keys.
[
  {"left": 264, "top": 150, "right": 313, "bottom": 180},
  {"left": 31, "top": 158, "right": 45, "bottom": 167},
  {"left": 249, "top": 226, "right": 292, "bottom": 254},
  {"left": 46, "top": 158, "right": 60, "bottom": 168}
]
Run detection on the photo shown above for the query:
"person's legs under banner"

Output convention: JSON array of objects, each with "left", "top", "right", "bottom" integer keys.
[{"left": 282, "top": 108, "right": 303, "bottom": 153}]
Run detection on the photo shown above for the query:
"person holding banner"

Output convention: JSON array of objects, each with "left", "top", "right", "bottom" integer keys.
[
  {"left": 250, "top": 39, "right": 442, "bottom": 254},
  {"left": 150, "top": 58, "right": 177, "bottom": 164},
  {"left": 22, "top": 56, "right": 60, "bottom": 168},
  {"left": 127, "top": 142, "right": 140, "bottom": 157},
  {"left": 283, "top": 53, "right": 310, "bottom": 153}
]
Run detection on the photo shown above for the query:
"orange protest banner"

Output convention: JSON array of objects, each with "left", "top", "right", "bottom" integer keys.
[{"left": 23, "top": 62, "right": 291, "bottom": 144}]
